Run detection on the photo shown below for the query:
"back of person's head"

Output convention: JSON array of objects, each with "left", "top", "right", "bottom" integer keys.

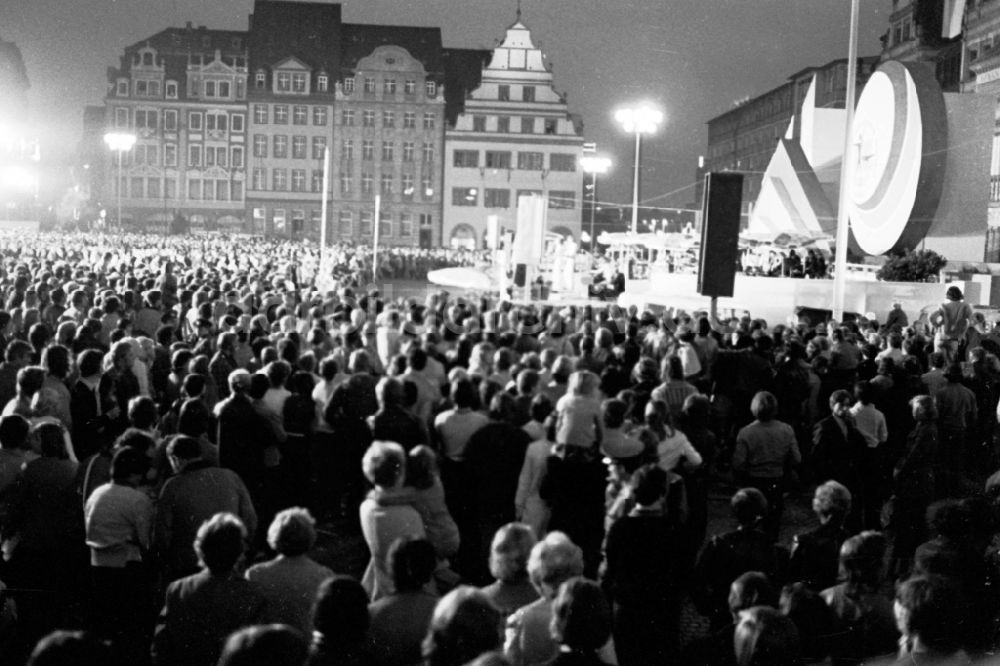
[
  {"left": 389, "top": 536, "right": 437, "bottom": 592},
  {"left": 732, "top": 488, "right": 769, "bottom": 527},
  {"left": 549, "top": 577, "right": 611, "bottom": 652},
  {"left": 451, "top": 377, "right": 477, "bottom": 410},
  {"left": 167, "top": 434, "right": 203, "bottom": 463},
  {"left": 408, "top": 345, "right": 429, "bottom": 372},
  {"left": 312, "top": 576, "right": 370, "bottom": 645},
  {"left": 489, "top": 522, "right": 537, "bottom": 584},
  {"left": 42, "top": 344, "right": 70, "bottom": 378},
  {"left": 194, "top": 512, "right": 247, "bottom": 574},
  {"left": 854, "top": 380, "right": 875, "bottom": 405},
  {"left": 114, "top": 427, "right": 156, "bottom": 456},
  {"left": 376, "top": 376, "right": 405, "bottom": 408},
  {"left": 516, "top": 368, "right": 540, "bottom": 397},
  {"left": 812, "top": 480, "right": 852, "bottom": 525},
  {"left": 266, "top": 507, "right": 317, "bottom": 557},
  {"left": 729, "top": 571, "right": 778, "bottom": 615},
  {"left": 34, "top": 422, "right": 66, "bottom": 458},
  {"left": 779, "top": 582, "right": 840, "bottom": 655},
  {"left": 632, "top": 463, "right": 667, "bottom": 507},
  {"left": 406, "top": 445, "right": 438, "bottom": 490},
  {"left": 925, "top": 498, "right": 970, "bottom": 541},
  {"left": 17, "top": 365, "right": 46, "bottom": 397},
  {"left": 217, "top": 624, "right": 308, "bottom": 666},
  {"left": 839, "top": 530, "right": 886, "bottom": 588},
  {"left": 6, "top": 339, "right": 32, "bottom": 364},
  {"left": 750, "top": 391, "right": 778, "bottom": 421},
  {"left": 734, "top": 606, "right": 801, "bottom": 666},
  {"left": 0, "top": 414, "right": 29, "bottom": 450},
  {"left": 28, "top": 630, "right": 112, "bottom": 666},
  {"left": 128, "top": 395, "right": 157, "bottom": 429},
  {"left": 362, "top": 440, "right": 406, "bottom": 488},
  {"left": 895, "top": 574, "right": 967, "bottom": 654},
  {"left": 488, "top": 391, "right": 517, "bottom": 423},
  {"left": 228, "top": 369, "right": 252, "bottom": 395},
  {"left": 422, "top": 586, "right": 502, "bottom": 666},
  {"left": 248, "top": 372, "right": 270, "bottom": 400},
  {"left": 110, "top": 445, "right": 149, "bottom": 484},
  {"left": 602, "top": 398, "right": 627, "bottom": 430},
  {"left": 319, "top": 356, "right": 339, "bottom": 382},
  {"left": 528, "top": 531, "right": 584, "bottom": 598}
]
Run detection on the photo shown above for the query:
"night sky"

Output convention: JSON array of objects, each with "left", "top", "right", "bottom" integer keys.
[{"left": 6, "top": 0, "right": 888, "bottom": 210}]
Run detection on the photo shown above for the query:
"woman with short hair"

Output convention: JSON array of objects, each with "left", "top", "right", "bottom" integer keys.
[{"left": 481, "top": 523, "right": 540, "bottom": 617}]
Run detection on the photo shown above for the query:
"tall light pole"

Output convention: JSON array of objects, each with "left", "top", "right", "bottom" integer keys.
[
  {"left": 580, "top": 155, "right": 611, "bottom": 251},
  {"left": 615, "top": 105, "right": 663, "bottom": 234},
  {"left": 103, "top": 131, "right": 136, "bottom": 231}
]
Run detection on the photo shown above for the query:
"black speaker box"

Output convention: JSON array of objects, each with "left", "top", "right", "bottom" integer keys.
[{"left": 698, "top": 172, "right": 744, "bottom": 298}]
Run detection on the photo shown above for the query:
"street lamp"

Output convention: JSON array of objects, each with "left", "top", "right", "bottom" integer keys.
[
  {"left": 103, "top": 131, "right": 136, "bottom": 231},
  {"left": 614, "top": 105, "right": 663, "bottom": 234},
  {"left": 580, "top": 155, "right": 611, "bottom": 251}
]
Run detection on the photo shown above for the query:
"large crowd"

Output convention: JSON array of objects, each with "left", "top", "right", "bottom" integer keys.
[{"left": 0, "top": 230, "right": 997, "bottom": 664}]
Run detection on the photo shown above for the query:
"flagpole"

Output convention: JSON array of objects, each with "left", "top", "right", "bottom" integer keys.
[
  {"left": 832, "top": 0, "right": 860, "bottom": 322},
  {"left": 319, "top": 146, "right": 330, "bottom": 284},
  {"left": 372, "top": 194, "right": 381, "bottom": 286}
]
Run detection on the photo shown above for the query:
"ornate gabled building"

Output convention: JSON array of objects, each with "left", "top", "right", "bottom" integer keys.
[
  {"left": 104, "top": 23, "right": 249, "bottom": 230},
  {"left": 0, "top": 36, "right": 39, "bottom": 222},
  {"left": 443, "top": 15, "right": 585, "bottom": 249}
]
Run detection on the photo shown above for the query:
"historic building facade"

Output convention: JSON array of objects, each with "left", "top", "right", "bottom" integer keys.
[
  {"left": 104, "top": 24, "right": 249, "bottom": 230},
  {"left": 443, "top": 18, "right": 585, "bottom": 249}
]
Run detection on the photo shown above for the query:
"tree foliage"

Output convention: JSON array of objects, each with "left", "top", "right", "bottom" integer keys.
[{"left": 876, "top": 248, "right": 947, "bottom": 282}]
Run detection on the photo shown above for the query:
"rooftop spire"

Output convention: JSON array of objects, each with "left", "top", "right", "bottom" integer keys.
[{"left": 516, "top": 0, "right": 521, "bottom": 21}]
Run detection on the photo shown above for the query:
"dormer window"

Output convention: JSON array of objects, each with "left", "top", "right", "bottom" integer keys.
[
  {"left": 343, "top": 77, "right": 355, "bottom": 93},
  {"left": 292, "top": 73, "right": 307, "bottom": 93},
  {"left": 165, "top": 81, "right": 178, "bottom": 99},
  {"left": 142, "top": 52, "right": 154, "bottom": 66},
  {"left": 277, "top": 72, "right": 291, "bottom": 92},
  {"left": 232, "top": 37, "right": 242, "bottom": 50},
  {"left": 317, "top": 74, "right": 328, "bottom": 92},
  {"left": 255, "top": 70, "right": 266, "bottom": 88},
  {"left": 117, "top": 80, "right": 129, "bottom": 96},
  {"left": 426, "top": 81, "right": 437, "bottom": 97}
]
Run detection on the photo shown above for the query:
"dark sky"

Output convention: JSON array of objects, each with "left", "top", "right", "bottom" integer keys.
[{"left": 6, "top": 0, "right": 888, "bottom": 209}]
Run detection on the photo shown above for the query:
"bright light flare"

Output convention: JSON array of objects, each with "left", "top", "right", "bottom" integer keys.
[
  {"left": 580, "top": 155, "right": 612, "bottom": 175},
  {"left": 1, "top": 165, "right": 37, "bottom": 191},
  {"left": 103, "top": 132, "right": 137, "bottom": 152},
  {"left": 614, "top": 106, "right": 664, "bottom": 134}
]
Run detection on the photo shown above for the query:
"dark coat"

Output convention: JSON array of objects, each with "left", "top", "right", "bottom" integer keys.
[
  {"left": 216, "top": 393, "right": 272, "bottom": 489},
  {"left": 69, "top": 375, "right": 117, "bottom": 460},
  {"left": 811, "top": 416, "right": 866, "bottom": 491}
]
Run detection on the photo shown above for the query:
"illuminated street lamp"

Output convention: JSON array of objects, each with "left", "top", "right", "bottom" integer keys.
[
  {"left": 580, "top": 155, "right": 611, "bottom": 251},
  {"left": 615, "top": 105, "right": 663, "bottom": 234},
  {"left": 103, "top": 131, "right": 136, "bottom": 230}
]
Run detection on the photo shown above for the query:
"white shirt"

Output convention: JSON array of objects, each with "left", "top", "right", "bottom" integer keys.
[{"left": 849, "top": 402, "right": 888, "bottom": 448}]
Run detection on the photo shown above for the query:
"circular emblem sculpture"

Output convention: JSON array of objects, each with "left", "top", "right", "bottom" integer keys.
[{"left": 848, "top": 60, "right": 947, "bottom": 255}]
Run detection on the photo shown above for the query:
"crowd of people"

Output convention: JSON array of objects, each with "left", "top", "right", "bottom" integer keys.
[{"left": 0, "top": 229, "right": 997, "bottom": 664}]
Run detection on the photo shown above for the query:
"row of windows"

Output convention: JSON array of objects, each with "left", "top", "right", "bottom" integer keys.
[
  {"left": 253, "top": 208, "right": 429, "bottom": 239},
  {"left": 250, "top": 168, "right": 325, "bottom": 193},
  {"left": 451, "top": 187, "right": 576, "bottom": 209},
  {"left": 335, "top": 173, "right": 435, "bottom": 198},
  {"left": 452, "top": 150, "right": 576, "bottom": 171},
  {"left": 116, "top": 78, "right": 247, "bottom": 100},
  {"left": 496, "top": 85, "right": 536, "bottom": 102},
  {"left": 115, "top": 175, "right": 243, "bottom": 202},
  {"left": 343, "top": 77, "right": 436, "bottom": 98},
  {"left": 114, "top": 108, "right": 246, "bottom": 134},
  {"left": 339, "top": 140, "right": 435, "bottom": 163},
  {"left": 252, "top": 135, "right": 328, "bottom": 160},
  {"left": 122, "top": 144, "right": 245, "bottom": 169},
  {"left": 253, "top": 71, "right": 329, "bottom": 95},
  {"left": 338, "top": 108, "right": 436, "bottom": 129},
  {"left": 468, "top": 115, "right": 561, "bottom": 135},
  {"left": 253, "top": 104, "right": 329, "bottom": 126}
]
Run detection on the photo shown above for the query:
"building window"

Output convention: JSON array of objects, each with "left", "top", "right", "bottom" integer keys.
[
  {"left": 402, "top": 142, "right": 415, "bottom": 162},
  {"left": 253, "top": 135, "right": 267, "bottom": 158},
  {"left": 548, "top": 191, "right": 576, "bottom": 209},
  {"left": 453, "top": 150, "right": 479, "bottom": 168},
  {"left": 425, "top": 81, "right": 436, "bottom": 97},
  {"left": 521, "top": 117, "right": 534, "bottom": 133},
  {"left": 400, "top": 213, "right": 413, "bottom": 237},
  {"left": 452, "top": 187, "right": 478, "bottom": 206},
  {"left": 473, "top": 116, "right": 486, "bottom": 132},
  {"left": 311, "top": 169, "right": 323, "bottom": 192},
  {"left": 339, "top": 211, "right": 352, "bottom": 235},
  {"left": 382, "top": 142, "right": 394, "bottom": 161},
  {"left": 117, "top": 80, "right": 128, "bottom": 96},
  {"left": 273, "top": 168, "right": 288, "bottom": 191},
  {"left": 292, "top": 135, "right": 307, "bottom": 159},
  {"left": 277, "top": 72, "right": 292, "bottom": 92},
  {"left": 361, "top": 173, "right": 373, "bottom": 195},
  {"left": 293, "top": 105, "right": 308, "bottom": 125},
  {"left": 523, "top": 86, "right": 535, "bottom": 102},
  {"left": 550, "top": 154, "right": 576, "bottom": 172},
  {"left": 363, "top": 110, "right": 375, "bottom": 127},
  {"left": 364, "top": 77, "right": 376, "bottom": 94},
  {"left": 498, "top": 85, "right": 510, "bottom": 101},
  {"left": 255, "top": 71, "right": 266, "bottom": 88},
  {"left": 273, "top": 209, "right": 287, "bottom": 233},
  {"left": 187, "top": 178, "right": 201, "bottom": 200},
  {"left": 516, "top": 189, "right": 542, "bottom": 202},
  {"left": 484, "top": 189, "right": 510, "bottom": 208},
  {"left": 205, "top": 146, "right": 225, "bottom": 167},
  {"left": 165, "top": 177, "right": 176, "bottom": 199},
  {"left": 312, "top": 136, "right": 326, "bottom": 160},
  {"left": 115, "top": 108, "right": 128, "bottom": 127},
  {"left": 188, "top": 145, "right": 202, "bottom": 167},
  {"left": 383, "top": 79, "right": 397, "bottom": 95},
  {"left": 313, "top": 107, "right": 328, "bottom": 125},
  {"left": 135, "top": 109, "right": 158, "bottom": 130},
  {"left": 362, "top": 140, "right": 374, "bottom": 160},
  {"left": 402, "top": 173, "right": 414, "bottom": 198},
  {"left": 273, "top": 135, "right": 288, "bottom": 158},
  {"left": 231, "top": 146, "right": 244, "bottom": 168},
  {"left": 165, "top": 81, "right": 178, "bottom": 99},
  {"left": 380, "top": 173, "right": 393, "bottom": 195},
  {"left": 273, "top": 105, "right": 289, "bottom": 124},
  {"left": 403, "top": 112, "right": 416, "bottom": 129},
  {"left": 253, "top": 168, "right": 266, "bottom": 190},
  {"left": 341, "top": 109, "right": 354, "bottom": 126},
  {"left": 231, "top": 113, "right": 245, "bottom": 133},
  {"left": 163, "top": 110, "right": 178, "bottom": 132},
  {"left": 517, "top": 152, "right": 544, "bottom": 170},
  {"left": 164, "top": 144, "right": 177, "bottom": 167},
  {"left": 422, "top": 142, "right": 434, "bottom": 164},
  {"left": 231, "top": 180, "right": 243, "bottom": 201},
  {"left": 291, "top": 169, "right": 306, "bottom": 192},
  {"left": 343, "top": 77, "right": 355, "bottom": 93},
  {"left": 318, "top": 74, "right": 328, "bottom": 92},
  {"left": 206, "top": 113, "right": 227, "bottom": 133},
  {"left": 290, "top": 209, "right": 305, "bottom": 233},
  {"left": 404, "top": 80, "right": 416, "bottom": 95},
  {"left": 421, "top": 175, "right": 433, "bottom": 198},
  {"left": 485, "top": 151, "right": 511, "bottom": 169},
  {"left": 254, "top": 104, "right": 268, "bottom": 124},
  {"left": 379, "top": 211, "right": 392, "bottom": 237},
  {"left": 423, "top": 113, "right": 436, "bottom": 129},
  {"left": 497, "top": 116, "right": 510, "bottom": 133},
  {"left": 544, "top": 118, "right": 557, "bottom": 134},
  {"left": 339, "top": 174, "right": 351, "bottom": 194},
  {"left": 292, "top": 73, "right": 307, "bottom": 93},
  {"left": 383, "top": 111, "right": 395, "bottom": 128},
  {"left": 360, "top": 211, "right": 373, "bottom": 235},
  {"left": 343, "top": 140, "right": 354, "bottom": 160}
]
